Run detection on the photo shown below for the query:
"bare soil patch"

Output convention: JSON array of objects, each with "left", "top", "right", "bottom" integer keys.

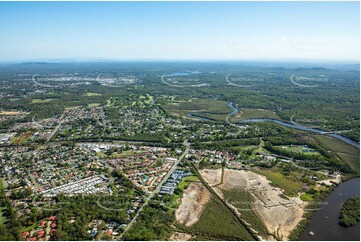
[
  {"left": 199, "top": 169, "right": 222, "bottom": 186},
  {"left": 175, "top": 181, "right": 211, "bottom": 227},
  {"left": 0, "top": 111, "right": 21, "bottom": 115},
  {"left": 169, "top": 232, "right": 192, "bottom": 241},
  {"left": 200, "top": 168, "right": 306, "bottom": 240}
]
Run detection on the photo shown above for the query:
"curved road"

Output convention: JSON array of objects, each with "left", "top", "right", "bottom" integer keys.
[
  {"left": 290, "top": 73, "right": 319, "bottom": 88},
  {"left": 225, "top": 74, "right": 252, "bottom": 88}
]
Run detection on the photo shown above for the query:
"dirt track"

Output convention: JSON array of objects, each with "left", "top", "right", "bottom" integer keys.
[
  {"left": 175, "top": 181, "right": 211, "bottom": 227},
  {"left": 200, "top": 168, "right": 306, "bottom": 240}
]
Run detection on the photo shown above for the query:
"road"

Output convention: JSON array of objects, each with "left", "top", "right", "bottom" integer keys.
[
  {"left": 32, "top": 74, "right": 60, "bottom": 88},
  {"left": 120, "top": 140, "right": 190, "bottom": 239},
  {"left": 225, "top": 73, "right": 252, "bottom": 88},
  {"left": 47, "top": 110, "right": 67, "bottom": 142},
  {"left": 290, "top": 73, "right": 319, "bottom": 88}
]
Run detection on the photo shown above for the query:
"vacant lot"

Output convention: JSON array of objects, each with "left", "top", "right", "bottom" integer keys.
[
  {"left": 175, "top": 181, "right": 211, "bottom": 227},
  {"left": 170, "top": 232, "right": 192, "bottom": 241},
  {"left": 0, "top": 111, "right": 21, "bottom": 115},
  {"left": 200, "top": 168, "right": 306, "bottom": 240},
  {"left": 199, "top": 169, "right": 222, "bottom": 186}
]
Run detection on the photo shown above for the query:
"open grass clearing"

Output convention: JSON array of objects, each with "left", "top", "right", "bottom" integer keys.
[
  {"left": 239, "top": 108, "right": 280, "bottom": 120},
  {"left": 88, "top": 103, "right": 101, "bottom": 107},
  {"left": 177, "top": 176, "right": 199, "bottom": 191},
  {"left": 163, "top": 98, "right": 232, "bottom": 117},
  {"left": 252, "top": 169, "right": 303, "bottom": 197},
  {"left": 275, "top": 145, "right": 321, "bottom": 156},
  {"left": 31, "top": 98, "right": 55, "bottom": 104},
  {"left": 83, "top": 92, "right": 102, "bottom": 96},
  {"left": 336, "top": 152, "right": 360, "bottom": 173},
  {"left": 313, "top": 134, "right": 359, "bottom": 155},
  {"left": 312, "top": 134, "right": 359, "bottom": 172}
]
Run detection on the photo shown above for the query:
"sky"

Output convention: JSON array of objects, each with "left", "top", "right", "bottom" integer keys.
[{"left": 0, "top": 1, "right": 359, "bottom": 61}]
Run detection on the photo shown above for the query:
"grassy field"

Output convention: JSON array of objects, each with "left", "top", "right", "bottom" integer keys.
[
  {"left": 252, "top": 169, "right": 303, "bottom": 197},
  {"left": 0, "top": 207, "right": 7, "bottom": 225},
  {"left": 140, "top": 94, "right": 154, "bottom": 105},
  {"left": 0, "top": 179, "right": 7, "bottom": 225},
  {"left": 184, "top": 198, "right": 254, "bottom": 240},
  {"left": 313, "top": 135, "right": 359, "bottom": 154},
  {"left": 31, "top": 98, "right": 54, "bottom": 103},
  {"left": 300, "top": 193, "right": 314, "bottom": 202},
  {"left": 177, "top": 176, "right": 199, "bottom": 191},
  {"left": 11, "top": 132, "right": 33, "bottom": 144},
  {"left": 337, "top": 153, "right": 360, "bottom": 172},
  {"left": 191, "top": 113, "right": 228, "bottom": 122},
  {"left": 274, "top": 145, "right": 320, "bottom": 156},
  {"left": 312, "top": 134, "right": 360, "bottom": 172},
  {"left": 163, "top": 98, "right": 232, "bottom": 119},
  {"left": 0, "top": 178, "right": 3, "bottom": 193},
  {"left": 239, "top": 109, "right": 280, "bottom": 120},
  {"left": 83, "top": 92, "right": 102, "bottom": 96},
  {"left": 222, "top": 189, "right": 269, "bottom": 238},
  {"left": 88, "top": 103, "right": 101, "bottom": 107}
]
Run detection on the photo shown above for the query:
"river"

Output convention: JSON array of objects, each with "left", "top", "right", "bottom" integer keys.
[
  {"left": 188, "top": 101, "right": 360, "bottom": 240},
  {"left": 299, "top": 178, "right": 360, "bottom": 241},
  {"left": 188, "top": 102, "right": 360, "bottom": 149}
]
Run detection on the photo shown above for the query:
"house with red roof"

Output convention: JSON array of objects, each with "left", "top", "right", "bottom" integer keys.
[
  {"left": 51, "top": 221, "right": 57, "bottom": 228},
  {"left": 39, "top": 221, "right": 46, "bottom": 227},
  {"left": 22, "top": 231, "right": 29, "bottom": 239},
  {"left": 37, "top": 230, "right": 45, "bottom": 238}
]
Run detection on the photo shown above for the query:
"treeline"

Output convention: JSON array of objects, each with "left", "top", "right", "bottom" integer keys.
[
  {"left": 339, "top": 197, "right": 360, "bottom": 227},
  {"left": 0, "top": 179, "right": 21, "bottom": 240},
  {"left": 55, "top": 195, "right": 129, "bottom": 240},
  {"left": 264, "top": 141, "right": 353, "bottom": 173},
  {"left": 193, "top": 138, "right": 260, "bottom": 150},
  {"left": 264, "top": 143, "right": 323, "bottom": 161},
  {"left": 123, "top": 196, "right": 173, "bottom": 240}
]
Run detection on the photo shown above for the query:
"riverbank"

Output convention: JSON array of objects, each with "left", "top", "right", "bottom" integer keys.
[{"left": 292, "top": 178, "right": 360, "bottom": 241}]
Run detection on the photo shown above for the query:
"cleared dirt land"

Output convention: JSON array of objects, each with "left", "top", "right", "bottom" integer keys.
[
  {"left": 0, "top": 111, "right": 21, "bottom": 115},
  {"left": 175, "top": 181, "right": 211, "bottom": 227},
  {"left": 200, "top": 168, "right": 306, "bottom": 240},
  {"left": 169, "top": 232, "right": 192, "bottom": 241}
]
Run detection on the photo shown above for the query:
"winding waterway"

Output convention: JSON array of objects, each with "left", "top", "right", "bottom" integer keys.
[
  {"left": 299, "top": 178, "right": 360, "bottom": 241},
  {"left": 188, "top": 102, "right": 360, "bottom": 149},
  {"left": 188, "top": 102, "right": 360, "bottom": 240},
  {"left": 163, "top": 71, "right": 201, "bottom": 77}
]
